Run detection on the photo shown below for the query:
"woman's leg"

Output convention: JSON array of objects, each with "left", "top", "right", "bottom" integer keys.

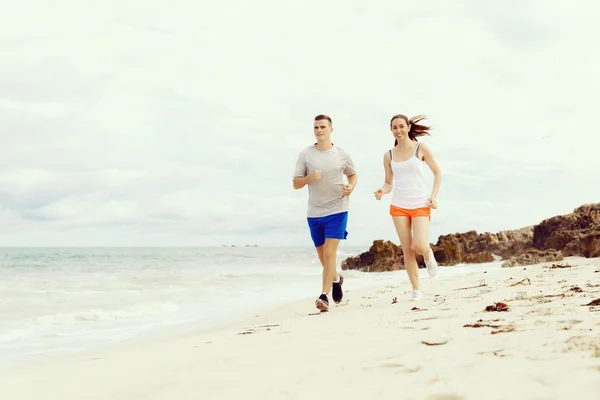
[
  {"left": 412, "top": 216, "right": 439, "bottom": 277},
  {"left": 411, "top": 216, "right": 432, "bottom": 259},
  {"left": 392, "top": 216, "right": 420, "bottom": 291}
]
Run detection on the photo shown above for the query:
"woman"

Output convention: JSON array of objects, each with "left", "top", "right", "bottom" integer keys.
[{"left": 374, "top": 114, "right": 442, "bottom": 301}]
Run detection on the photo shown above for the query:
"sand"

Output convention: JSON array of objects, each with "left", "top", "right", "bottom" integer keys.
[{"left": 1, "top": 256, "right": 599, "bottom": 400}]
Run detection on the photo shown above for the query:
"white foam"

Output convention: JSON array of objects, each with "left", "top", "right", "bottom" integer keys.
[{"left": 0, "top": 246, "right": 499, "bottom": 368}]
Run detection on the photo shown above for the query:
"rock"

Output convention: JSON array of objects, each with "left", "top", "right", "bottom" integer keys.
[
  {"left": 341, "top": 240, "right": 402, "bottom": 272},
  {"left": 341, "top": 240, "right": 433, "bottom": 272},
  {"left": 341, "top": 203, "right": 600, "bottom": 272},
  {"left": 501, "top": 249, "right": 564, "bottom": 268},
  {"left": 533, "top": 204, "right": 600, "bottom": 257},
  {"left": 429, "top": 228, "right": 532, "bottom": 265}
]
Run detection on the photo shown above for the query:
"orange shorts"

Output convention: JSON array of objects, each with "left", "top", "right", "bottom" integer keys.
[{"left": 389, "top": 205, "right": 431, "bottom": 220}]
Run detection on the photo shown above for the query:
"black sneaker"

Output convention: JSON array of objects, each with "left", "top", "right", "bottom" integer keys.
[
  {"left": 315, "top": 294, "right": 329, "bottom": 312},
  {"left": 332, "top": 274, "right": 344, "bottom": 304}
]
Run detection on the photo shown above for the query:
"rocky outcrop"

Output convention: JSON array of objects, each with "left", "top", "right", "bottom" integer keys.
[
  {"left": 431, "top": 226, "right": 533, "bottom": 265},
  {"left": 533, "top": 203, "right": 600, "bottom": 258},
  {"left": 341, "top": 203, "right": 600, "bottom": 272},
  {"left": 340, "top": 240, "right": 402, "bottom": 272},
  {"left": 501, "top": 249, "right": 564, "bottom": 268}
]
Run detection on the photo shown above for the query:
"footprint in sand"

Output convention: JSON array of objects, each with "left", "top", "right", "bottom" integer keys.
[
  {"left": 381, "top": 362, "right": 422, "bottom": 373},
  {"left": 558, "top": 319, "right": 583, "bottom": 331},
  {"left": 558, "top": 319, "right": 584, "bottom": 326},
  {"left": 364, "top": 362, "right": 422, "bottom": 374},
  {"left": 426, "top": 395, "right": 464, "bottom": 400},
  {"left": 562, "top": 336, "right": 600, "bottom": 358},
  {"left": 527, "top": 307, "right": 557, "bottom": 316}
]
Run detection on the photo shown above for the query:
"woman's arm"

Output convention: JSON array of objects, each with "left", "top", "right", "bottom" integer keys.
[
  {"left": 374, "top": 151, "right": 393, "bottom": 200},
  {"left": 420, "top": 143, "right": 442, "bottom": 201}
]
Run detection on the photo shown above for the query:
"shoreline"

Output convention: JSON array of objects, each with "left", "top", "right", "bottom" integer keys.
[
  {"left": 0, "top": 260, "right": 486, "bottom": 370},
  {"left": 1, "top": 256, "right": 599, "bottom": 399}
]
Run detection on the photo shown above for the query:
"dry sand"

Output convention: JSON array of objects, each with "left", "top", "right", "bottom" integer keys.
[{"left": 1, "top": 257, "right": 599, "bottom": 400}]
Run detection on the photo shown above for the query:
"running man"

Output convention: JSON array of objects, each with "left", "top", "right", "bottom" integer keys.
[{"left": 293, "top": 114, "right": 358, "bottom": 311}]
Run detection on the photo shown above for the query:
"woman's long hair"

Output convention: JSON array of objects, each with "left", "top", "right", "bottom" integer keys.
[{"left": 391, "top": 114, "right": 431, "bottom": 145}]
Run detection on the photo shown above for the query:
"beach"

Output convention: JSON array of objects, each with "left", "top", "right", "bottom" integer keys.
[{"left": 1, "top": 256, "right": 598, "bottom": 400}]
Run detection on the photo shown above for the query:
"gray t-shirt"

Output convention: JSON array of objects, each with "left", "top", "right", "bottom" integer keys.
[{"left": 293, "top": 145, "right": 357, "bottom": 218}]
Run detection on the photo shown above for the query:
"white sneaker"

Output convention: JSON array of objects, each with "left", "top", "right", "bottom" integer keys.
[
  {"left": 425, "top": 251, "right": 439, "bottom": 277},
  {"left": 410, "top": 290, "right": 423, "bottom": 301}
]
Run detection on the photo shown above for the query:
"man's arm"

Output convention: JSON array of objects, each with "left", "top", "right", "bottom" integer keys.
[
  {"left": 293, "top": 174, "right": 314, "bottom": 189},
  {"left": 342, "top": 173, "right": 357, "bottom": 197},
  {"left": 292, "top": 151, "right": 311, "bottom": 189},
  {"left": 342, "top": 149, "right": 358, "bottom": 196},
  {"left": 347, "top": 173, "right": 357, "bottom": 189}
]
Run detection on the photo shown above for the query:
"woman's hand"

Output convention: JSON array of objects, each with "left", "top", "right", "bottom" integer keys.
[
  {"left": 374, "top": 188, "right": 384, "bottom": 200},
  {"left": 429, "top": 197, "right": 438, "bottom": 209}
]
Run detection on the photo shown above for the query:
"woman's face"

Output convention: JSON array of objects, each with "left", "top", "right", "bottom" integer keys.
[{"left": 391, "top": 117, "right": 410, "bottom": 142}]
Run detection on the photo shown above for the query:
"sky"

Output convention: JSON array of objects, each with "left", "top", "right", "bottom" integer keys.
[{"left": 1, "top": 0, "right": 599, "bottom": 248}]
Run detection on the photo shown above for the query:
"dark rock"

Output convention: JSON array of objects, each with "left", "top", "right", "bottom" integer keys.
[
  {"left": 342, "top": 203, "right": 600, "bottom": 272},
  {"left": 533, "top": 203, "right": 600, "bottom": 257},
  {"left": 501, "top": 249, "right": 564, "bottom": 268}
]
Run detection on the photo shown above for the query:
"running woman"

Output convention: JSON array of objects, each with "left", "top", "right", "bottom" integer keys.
[{"left": 374, "top": 114, "right": 442, "bottom": 301}]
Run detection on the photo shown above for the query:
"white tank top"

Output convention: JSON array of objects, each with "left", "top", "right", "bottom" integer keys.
[{"left": 390, "top": 143, "right": 429, "bottom": 209}]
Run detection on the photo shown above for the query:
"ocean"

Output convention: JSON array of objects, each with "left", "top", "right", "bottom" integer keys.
[{"left": 0, "top": 246, "right": 489, "bottom": 368}]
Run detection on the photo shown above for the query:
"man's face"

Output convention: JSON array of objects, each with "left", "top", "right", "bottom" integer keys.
[{"left": 313, "top": 119, "right": 333, "bottom": 141}]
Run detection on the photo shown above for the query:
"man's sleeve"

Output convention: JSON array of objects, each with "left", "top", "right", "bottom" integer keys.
[
  {"left": 293, "top": 151, "right": 307, "bottom": 178},
  {"left": 344, "top": 151, "right": 357, "bottom": 176}
]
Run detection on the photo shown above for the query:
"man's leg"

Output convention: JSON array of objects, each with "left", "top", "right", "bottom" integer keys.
[
  {"left": 322, "top": 238, "right": 341, "bottom": 294},
  {"left": 315, "top": 245, "right": 325, "bottom": 268},
  {"left": 308, "top": 217, "right": 331, "bottom": 311},
  {"left": 323, "top": 212, "right": 348, "bottom": 303}
]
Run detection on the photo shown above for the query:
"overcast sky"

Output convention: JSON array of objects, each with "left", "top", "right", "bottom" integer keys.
[{"left": 1, "top": 0, "right": 599, "bottom": 247}]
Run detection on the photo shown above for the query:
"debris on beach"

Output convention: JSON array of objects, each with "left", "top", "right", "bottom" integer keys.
[
  {"left": 237, "top": 329, "right": 256, "bottom": 335},
  {"left": 584, "top": 298, "right": 600, "bottom": 306},
  {"left": 454, "top": 280, "right": 487, "bottom": 291},
  {"left": 464, "top": 319, "right": 515, "bottom": 334},
  {"left": 257, "top": 324, "right": 279, "bottom": 331},
  {"left": 411, "top": 306, "right": 428, "bottom": 311},
  {"left": 391, "top": 297, "right": 398, "bottom": 304},
  {"left": 546, "top": 263, "right": 573, "bottom": 269},
  {"left": 421, "top": 340, "right": 448, "bottom": 346},
  {"left": 478, "top": 349, "right": 506, "bottom": 357},
  {"left": 464, "top": 319, "right": 503, "bottom": 329},
  {"left": 485, "top": 302, "right": 510, "bottom": 312},
  {"left": 569, "top": 286, "right": 583, "bottom": 293},
  {"left": 509, "top": 277, "right": 531, "bottom": 287},
  {"left": 491, "top": 323, "right": 516, "bottom": 335}
]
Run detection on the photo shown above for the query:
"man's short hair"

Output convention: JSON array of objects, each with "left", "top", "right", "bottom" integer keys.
[{"left": 314, "top": 114, "right": 332, "bottom": 125}]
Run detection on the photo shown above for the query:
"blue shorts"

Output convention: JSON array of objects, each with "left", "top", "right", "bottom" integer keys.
[{"left": 307, "top": 212, "right": 348, "bottom": 247}]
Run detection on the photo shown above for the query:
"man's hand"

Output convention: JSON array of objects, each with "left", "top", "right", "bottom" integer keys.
[
  {"left": 342, "top": 184, "right": 354, "bottom": 197},
  {"left": 309, "top": 170, "right": 322, "bottom": 182}
]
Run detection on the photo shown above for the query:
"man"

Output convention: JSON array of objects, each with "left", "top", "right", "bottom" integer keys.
[{"left": 293, "top": 114, "right": 358, "bottom": 311}]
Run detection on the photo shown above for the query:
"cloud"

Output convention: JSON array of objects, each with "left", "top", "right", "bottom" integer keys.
[{"left": 0, "top": 0, "right": 599, "bottom": 247}]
